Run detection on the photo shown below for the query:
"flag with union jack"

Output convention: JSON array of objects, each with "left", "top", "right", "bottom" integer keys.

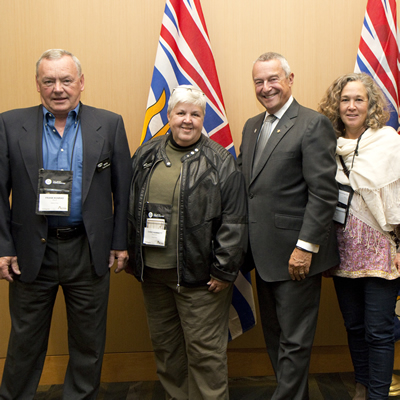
[
  {"left": 354, "top": 0, "right": 400, "bottom": 131},
  {"left": 142, "top": 0, "right": 256, "bottom": 340},
  {"left": 141, "top": 0, "right": 234, "bottom": 155}
]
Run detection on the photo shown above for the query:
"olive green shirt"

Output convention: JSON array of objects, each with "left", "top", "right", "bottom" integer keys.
[{"left": 144, "top": 140, "right": 196, "bottom": 268}]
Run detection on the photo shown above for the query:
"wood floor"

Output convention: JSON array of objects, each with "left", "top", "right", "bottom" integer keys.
[{"left": 33, "top": 373, "right": 400, "bottom": 400}]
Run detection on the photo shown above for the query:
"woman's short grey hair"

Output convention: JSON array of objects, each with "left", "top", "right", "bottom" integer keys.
[
  {"left": 167, "top": 85, "right": 207, "bottom": 115},
  {"left": 254, "top": 52, "right": 291, "bottom": 78},
  {"left": 36, "top": 49, "right": 82, "bottom": 77}
]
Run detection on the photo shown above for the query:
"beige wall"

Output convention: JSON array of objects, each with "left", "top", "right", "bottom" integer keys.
[{"left": 0, "top": 0, "right": 390, "bottom": 370}]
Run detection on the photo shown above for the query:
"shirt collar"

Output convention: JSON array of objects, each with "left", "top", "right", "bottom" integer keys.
[
  {"left": 42, "top": 103, "right": 80, "bottom": 122},
  {"left": 264, "top": 95, "right": 293, "bottom": 121}
]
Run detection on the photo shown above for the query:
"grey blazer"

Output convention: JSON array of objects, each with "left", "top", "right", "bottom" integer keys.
[
  {"left": 238, "top": 99, "right": 339, "bottom": 282},
  {"left": 0, "top": 104, "right": 131, "bottom": 282}
]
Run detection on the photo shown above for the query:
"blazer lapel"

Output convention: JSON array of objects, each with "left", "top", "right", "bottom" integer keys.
[
  {"left": 80, "top": 105, "right": 105, "bottom": 204},
  {"left": 250, "top": 100, "right": 299, "bottom": 183},
  {"left": 246, "top": 113, "right": 264, "bottom": 183},
  {"left": 18, "top": 106, "right": 43, "bottom": 194}
]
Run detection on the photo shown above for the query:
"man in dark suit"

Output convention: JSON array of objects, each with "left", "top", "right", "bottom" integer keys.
[
  {"left": 0, "top": 49, "right": 131, "bottom": 399},
  {"left": 238, "top": 52, "right": 339, "bottom": 399}
]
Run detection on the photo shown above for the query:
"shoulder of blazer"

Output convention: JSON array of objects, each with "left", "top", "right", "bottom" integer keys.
[
  {"left": 80, "top": 103, "right": 121, "bottom": 124},
  {"left": 1, "top": 105, "right": 42, "bottom": 127},
  {"left": 79, "top": 104, "right": 124, "bottom": 141},
  {"left": 287, "top": 99, "right": 323, "bottom": 122},
  {"left": 281, "top": 98, "right": 300, "bottom": 121}
]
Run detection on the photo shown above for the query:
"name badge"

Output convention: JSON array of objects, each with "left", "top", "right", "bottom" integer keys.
[
  {"left": 143, "top": 218, "right": 167, "bottom": 247},
  {"left": 333, "top": 184, "right": 354, "bottom": 225},
  {"left": 333, "top": 206, "right": 346, "bottom": 225},
  {"left": 338, "top": 189, "right": 350, "bottom": 206},
  {"left": 39, "top": 193, "right": 69, "bottom": 212},
  {"left": 97, "top": 158, "right": 111, "bottom": 172},
  {"left": 142, "top": 203, "right": 171, "bottom": 248},
  {"left": 36, "top": 169, "right": 73, "bottom": 216}
]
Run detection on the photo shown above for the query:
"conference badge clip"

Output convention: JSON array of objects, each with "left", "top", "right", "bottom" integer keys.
[
  {"left": 142, "top": 202, "right": 171, "bottom": 248},
  {"left": 36, "top": 169, "right": 73, "bottom": 216},
  {"left": 333, "top": 183, "right": 354, "bottom": 225}
]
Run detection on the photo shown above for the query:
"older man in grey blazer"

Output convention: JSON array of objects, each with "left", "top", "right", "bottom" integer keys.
[
  {"left": 238, "top": 52, "right": 339, "bottom": 400},
  {"left": 0, "top": 49, "right": 131, "bottom": 399}
]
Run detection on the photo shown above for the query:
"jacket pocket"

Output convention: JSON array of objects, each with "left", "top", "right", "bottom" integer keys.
[{"left": 274, "top": 214, "right": 303, "bottom": 230}]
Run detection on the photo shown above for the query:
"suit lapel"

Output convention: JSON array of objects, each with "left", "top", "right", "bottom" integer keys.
[
  {"left": 245, "top": 113, "right": 264, "bottom": 183},
  {"left": 80, "top": 105, "right": 105, "bottom": 204},
  {"left": 250, "top": 100, "right": 299, "bottom": 184},
  {"left": 18, "top": 106, "right": 43, "bottom": 194}
]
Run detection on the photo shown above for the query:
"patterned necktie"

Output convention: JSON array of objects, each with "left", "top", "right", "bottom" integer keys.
[{"left": 253, "top": 114, "right": 277, "bottom": 168}]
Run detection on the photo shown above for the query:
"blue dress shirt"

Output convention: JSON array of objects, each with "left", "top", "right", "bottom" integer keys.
[{"left": 42, "top": 104, "right": 83, "bottom": 227}]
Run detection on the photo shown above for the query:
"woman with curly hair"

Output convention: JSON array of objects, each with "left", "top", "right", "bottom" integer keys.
[{"left": 319, "top": 73, "right": 400, "bottom": 400}]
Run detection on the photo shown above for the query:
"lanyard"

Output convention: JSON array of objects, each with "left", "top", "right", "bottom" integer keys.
[{"left": 339, "top": 129, "right": 366, "bottom": 178}]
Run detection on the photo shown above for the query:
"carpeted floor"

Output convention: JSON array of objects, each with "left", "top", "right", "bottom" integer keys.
[{"left": 33, "top": 373, "right": 400, "bottom": 399}]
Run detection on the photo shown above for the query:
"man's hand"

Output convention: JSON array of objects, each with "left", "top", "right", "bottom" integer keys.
[
  {"left": 108, "top": 250, "right": 129, "bottom": 273},
  {"left": 288, "top": 247, "right": 312, "bottom": 281},
  {"left": 0, "top": 256, "right": 20, "bottom": 282},
  {"left": 207, "top": 278, "right": 230, "bottom": 293}
]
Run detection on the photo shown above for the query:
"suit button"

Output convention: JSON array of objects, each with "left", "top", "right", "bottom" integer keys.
[
  {"left": 249, "top": 193, "right": 254, "bottom": 199},
  {"left": 41, "top": 238, "right": 46, "bottom": 244}
]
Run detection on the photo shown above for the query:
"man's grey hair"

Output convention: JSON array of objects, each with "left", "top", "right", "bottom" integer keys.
[
  {"left": 254, "top": 52, "right": 291, "bottom": 78},
  {"left": 36, "top": 49, "right": 82, "bottom": 77}
]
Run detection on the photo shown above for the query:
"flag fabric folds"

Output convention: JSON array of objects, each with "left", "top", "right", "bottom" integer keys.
[
  {"left": 141, "top": 0, "right": 234, "bottom": 155},
  {"left": 142, "top": 0, "right": 256, "bottom": 340},
  {"left": 354, "top": 0, "right": 400, "bottom": 131}
]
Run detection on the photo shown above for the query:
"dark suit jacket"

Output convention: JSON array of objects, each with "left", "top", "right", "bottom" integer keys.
[
  {"left": 0, "top": 104, "right": 131, "bottom": 283},
  {"left": 238, "top": 99, "right": 339, "bottom": 282}
]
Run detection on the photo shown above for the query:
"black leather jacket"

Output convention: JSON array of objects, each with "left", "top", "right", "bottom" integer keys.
[{"left": 127, "top": 133, "right": 247, "bottom": 287}]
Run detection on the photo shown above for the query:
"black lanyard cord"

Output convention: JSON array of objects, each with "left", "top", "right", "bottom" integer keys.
[{"left": 339, "top": 129, "right": 366, "bottom": 178}]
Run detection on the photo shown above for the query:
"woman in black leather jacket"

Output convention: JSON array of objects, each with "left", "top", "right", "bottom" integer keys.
[{"left": 127, "top": 85, "right": 247, "bottom": 400}]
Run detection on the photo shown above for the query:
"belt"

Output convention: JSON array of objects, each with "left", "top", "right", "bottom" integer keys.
[{"left": 48, "top": 225, "right": 85, "bottom": 240}]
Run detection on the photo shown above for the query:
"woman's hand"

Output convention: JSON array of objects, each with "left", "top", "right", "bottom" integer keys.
[
  {"left": 395, "top": 252, "right": 400, "bottom": 272},
  {"left": 207, "top": 278, "right": 229, "bottom": 293}
]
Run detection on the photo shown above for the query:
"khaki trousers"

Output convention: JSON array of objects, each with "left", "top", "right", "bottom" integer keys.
[{"left": 141, "top": 267, "right": 233, "bottom": 400}]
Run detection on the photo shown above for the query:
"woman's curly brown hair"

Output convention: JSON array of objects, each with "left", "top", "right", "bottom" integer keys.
[{"left": 318, "top": 73, "right": 390, "bottom": 137}]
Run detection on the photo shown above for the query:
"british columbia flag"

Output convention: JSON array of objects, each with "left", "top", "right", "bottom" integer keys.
[
  {"left": 141, "top": 0, "right": 235, "bottom": 155},
  {"left": 142, "top": 0, "right": 256, "bottom": 340},
  {"left": 355, "top": 0, "right": 400, "bottom": 131}
]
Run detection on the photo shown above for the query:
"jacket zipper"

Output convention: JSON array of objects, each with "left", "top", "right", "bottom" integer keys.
[
  {"left": 139, "top": 159, "right": 161, "bottom": 282},
  {"left": 176, "top": 163, "right": 183, "bottom": 293}
]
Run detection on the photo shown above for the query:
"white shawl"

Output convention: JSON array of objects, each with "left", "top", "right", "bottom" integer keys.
[{"left": 336, "top": 126, "right": 400, "bottom": 232}]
